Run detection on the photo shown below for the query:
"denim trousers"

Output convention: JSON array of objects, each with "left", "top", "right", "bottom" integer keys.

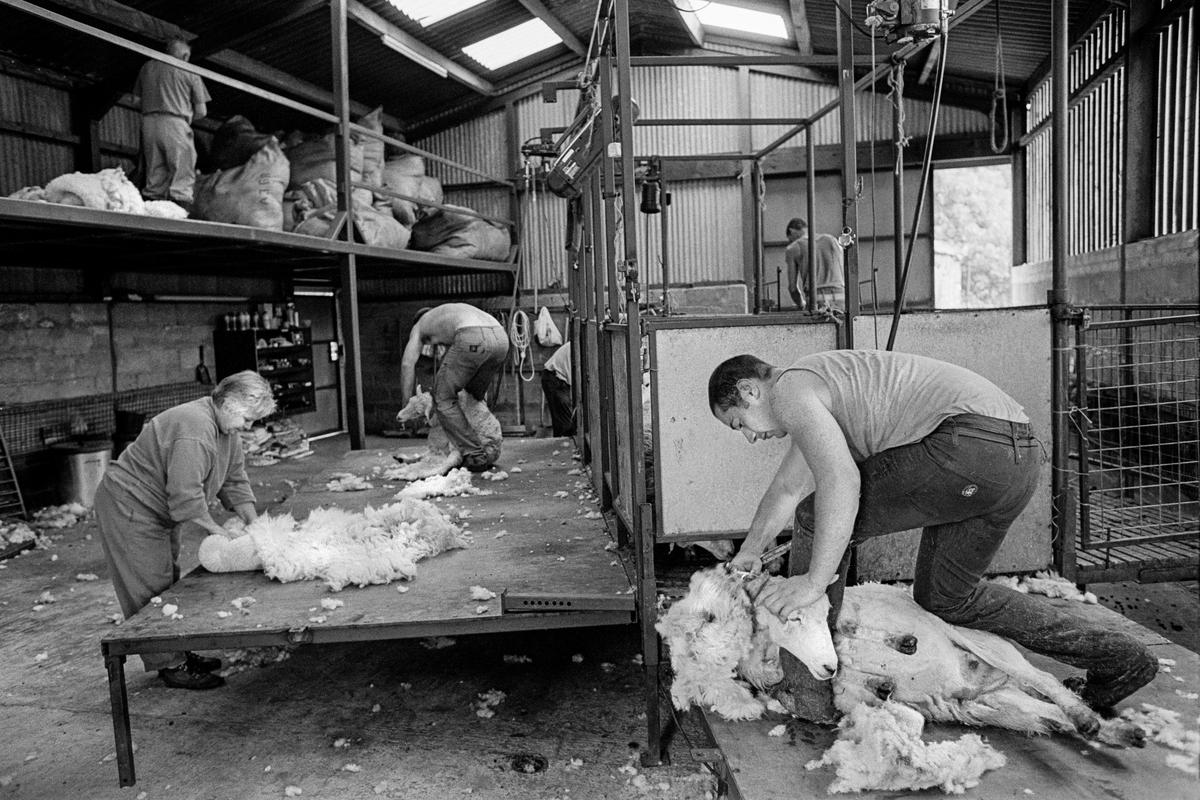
[
  {"left": 794, "top": 413, "right": 1156, "bottom": 707},
  {"left": 434, "top": 326, "right": 508, "bottom": 468}
]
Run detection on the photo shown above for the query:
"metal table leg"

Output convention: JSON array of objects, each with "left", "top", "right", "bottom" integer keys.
[{"left": 103, "top": 645, "right": 136, "bottom": 786}]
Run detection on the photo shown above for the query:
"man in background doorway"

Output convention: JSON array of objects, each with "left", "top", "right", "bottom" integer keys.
[
  {"left": 132, "top": 37, "right": 210, "bottom": 211},
  {"left": 541, "top": 342, "right": 576, "bottom": 437},
  {"left": 784, "top": 218, "right": 845, "bottom": 314}
]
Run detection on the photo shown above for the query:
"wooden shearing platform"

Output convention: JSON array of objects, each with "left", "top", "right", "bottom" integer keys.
[
  {"left": 702, "top": 599, "right": 1200, "bottom": 799},
  {"left": 100, "top": 438, "right": 634, "bottom": 786}
]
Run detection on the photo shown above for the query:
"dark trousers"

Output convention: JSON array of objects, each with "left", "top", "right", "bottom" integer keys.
[
  {"left": 434, "top": 326, "right": 508, "bottom": 470},
  {"left": 541, "top": 370, "right": 576, "bottom": 436},
  {"left": 794, "top": 414, "right": 1156, "bottom": 709}
]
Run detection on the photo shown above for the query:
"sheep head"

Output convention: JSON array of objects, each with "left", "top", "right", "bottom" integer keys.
[
  {"left": 396, "top": 385, "right": 435, "bottom": 426},
  {"left": 755, "top": 587, "right": 838, "bottom": 681}
]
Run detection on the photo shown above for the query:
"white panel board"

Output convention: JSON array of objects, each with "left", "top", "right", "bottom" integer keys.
[
  {"left": 852, "top": 308, "right": 1054, "bottom": 579},
  {"left": 652, "top": 319, "right": 839, "bottom": 539}
]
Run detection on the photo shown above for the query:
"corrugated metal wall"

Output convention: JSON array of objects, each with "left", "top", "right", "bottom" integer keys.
[
  {"left": 415, "top": 65, "right": 993, "bottom": 291},
  {"left": 1025, "top": 3, "right": 1197, "bottom": 261},
  {"left": 0, "top": 74, "right": 73, "bottom": 191},
  {"left": 1156, "top": 3, "right": 1198, "bottom": 235}
]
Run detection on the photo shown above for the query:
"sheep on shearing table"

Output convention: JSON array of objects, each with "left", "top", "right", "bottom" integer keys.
[{"left": 656, "top": 565, "right": 1146, "bottom": 748}]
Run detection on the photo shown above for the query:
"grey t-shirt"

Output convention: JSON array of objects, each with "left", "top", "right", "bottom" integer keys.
[
  {"left": 133, "top": 60, "right": 210, "bottom": 121},
  {"left": 103, "top": 397, "right": 254, "bottom": 524},
  {"left": 786, "top": 349, "right": 1028, "bottom": 462}
]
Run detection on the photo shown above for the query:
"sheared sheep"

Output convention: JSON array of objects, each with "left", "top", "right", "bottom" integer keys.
[
  {"left": 388, "top": 385, "right": 502, "bottom": 480},
  {"left": 656, "top": 566, "right": 1145, "bottom": 747}
]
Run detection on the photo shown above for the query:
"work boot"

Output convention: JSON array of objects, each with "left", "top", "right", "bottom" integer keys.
[
  {"left": 159, "top": 663, "right": 225, "bottom": 690},
  {"left": 1064, "top": 651, "right": 1158, "bottom": 714},
  {"left": 185, "top": 651, "right": 222, "bottom": 673}
]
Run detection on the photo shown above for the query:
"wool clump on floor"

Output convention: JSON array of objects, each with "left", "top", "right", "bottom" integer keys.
[
  {"left": 197, "top": 498, "right": 468, "bottom": 590},
  {"left": 395, "top": 468, "right": 493, "bottom": 500},
  {"left": 805, "top": 701, "right": 1007, "bottom": 795},
  {"left": 1119, "top": 703, "right": 1200, "bottom": 775}
]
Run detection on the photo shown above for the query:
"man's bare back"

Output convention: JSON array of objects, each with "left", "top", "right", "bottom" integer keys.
[{"left": 415, "top": 303, "right": 503, "bottom": 346}]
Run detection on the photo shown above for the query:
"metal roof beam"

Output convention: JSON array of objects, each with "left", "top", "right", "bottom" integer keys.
[
  {"left": 788, "top": 0, "right": 812, "bottom": 55},
  {"left": 346, "top": 0, "right": 494, "bottom": 95},
  {"left": 516, "top": 0, "right": 587, "bottom": 56},
  {"left": 666, "top": 0, "right": 705, "bottom": 47}
]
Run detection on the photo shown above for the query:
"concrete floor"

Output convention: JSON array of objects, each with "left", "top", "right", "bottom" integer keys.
[{"left": 1, "top": 431, "right": 1196, "bottom": 799}]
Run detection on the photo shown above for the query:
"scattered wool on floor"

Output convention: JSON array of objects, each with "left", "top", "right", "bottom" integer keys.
[
  {"left": 325, "top": 473, "right": 373, "bottom": 492},
  {"left": 470, "top": 585, "right": 497, "bottom": 601},
  {"left": 988, "top": 570, "right": 1098, "bottom": 603},
  {"left": 805, "top": 701, "right": 1007, "bottom": 795},
  {"left": 395, "top": 468, "right": 493, "bottom": 501},
  {"left": 1119, "top": 703, "right": 1200, "bottom": 775},
  {"left": 217, "top": 645, "right": 296, "bottom": 677},
  {"left": 32, "top": 503, "right": 90, "bottom": 529},
  {"left": 198, "top": 499, "right": 468, "bottom": 591}
]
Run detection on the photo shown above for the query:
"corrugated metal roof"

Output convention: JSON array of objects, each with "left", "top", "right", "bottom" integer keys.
[{"left": 0, "top": 0, "right": 1114, "bottom": 141}]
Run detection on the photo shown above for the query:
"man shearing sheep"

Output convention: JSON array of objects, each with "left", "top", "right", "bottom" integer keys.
[
  {"left": 400, "top": 303, "right": 509, "bottom": 472},
  {"left": 94, "top": 371, "right": 275, "bottom": 690},
  {"left": 711, "top": 349, "right": 1157, "bottom": 714}
]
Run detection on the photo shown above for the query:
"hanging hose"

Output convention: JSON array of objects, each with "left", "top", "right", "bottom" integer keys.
[
  {"left": 989, "top": 0, "right": 1010, "bottom": 154},
  {"left": 508, "top": 308, "right": 535, "bottom": 382}
]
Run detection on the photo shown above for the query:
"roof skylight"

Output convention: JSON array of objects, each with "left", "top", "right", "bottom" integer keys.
[
  {"left": 461, "top": 18, "right": 562, "bottom": 71},
  {"left": 386, "top": 0, "right": 486, "bottom": 27},
  {"left": 693, "top": 2, "right": 789, "bottom": 40}
]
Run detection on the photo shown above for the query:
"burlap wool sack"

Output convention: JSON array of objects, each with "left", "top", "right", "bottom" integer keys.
[{"left": 194, "top": 139, "right": 289, "bottom": 229}]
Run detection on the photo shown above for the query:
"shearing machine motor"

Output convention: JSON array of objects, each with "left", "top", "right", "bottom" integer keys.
[{"left": 865, "top": 0, "right": 957, "bottom": 44}]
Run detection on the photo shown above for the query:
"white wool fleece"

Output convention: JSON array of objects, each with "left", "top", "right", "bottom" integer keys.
[{"left": 198, "top": 499, "right": 469, "bottom": 590}]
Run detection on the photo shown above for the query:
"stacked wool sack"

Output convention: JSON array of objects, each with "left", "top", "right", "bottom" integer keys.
[
  {"left": 281, "top": 107, "right": 409, "bottom": 249},
  {"left": 197, "top": 498, "right": 469, "bottom": 590},
  {"left": 194, "top": 115, "right": 289, "bottom": 230},
  {"left": 378, "top": 152, "right": 511, "bottom": 262},
  {"left": 8, "top": 168, "right": 187, "bottom": 218}
]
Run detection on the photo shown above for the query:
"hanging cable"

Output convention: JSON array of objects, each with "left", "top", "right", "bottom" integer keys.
[
  {"left": 887, "top": 24, "right": 949, "bottom": 351},
  {"left": 989, "top": 0, "right": 1010, "bottom": 153},
  {"left": 508, "top": 307, "right": 535, "bottom": 382}
]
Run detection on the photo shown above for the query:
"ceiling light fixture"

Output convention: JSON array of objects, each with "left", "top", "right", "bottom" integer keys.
[{"left": 381, "top": 34, "right": 449, "bottom": 78}]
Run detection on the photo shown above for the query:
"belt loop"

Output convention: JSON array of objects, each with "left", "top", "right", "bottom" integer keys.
[
  {"left": 951, "top": 416, "right": 959, "bottom": 446},
  {"left": 1010, "top": 421, "right": 1020, "bottom": 463}
]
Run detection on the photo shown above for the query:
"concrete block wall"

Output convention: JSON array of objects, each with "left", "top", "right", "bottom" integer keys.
[
  {"left": 1011, "top": 231, "right": 1199, "bottom": 305},
  {"left": 0, "top": 301, "right": 230, "bottom": 405}
]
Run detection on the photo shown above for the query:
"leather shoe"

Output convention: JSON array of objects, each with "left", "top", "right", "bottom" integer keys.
[
  {"left": 159, "top": 663, "right": 225, "bottom": 690},
  {"left": 186, "top": 651, "right": 222, "bottom": 673}
]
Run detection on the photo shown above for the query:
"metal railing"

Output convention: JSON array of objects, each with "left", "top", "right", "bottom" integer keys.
[{"left": 1066, "top": 305, "right": 1199, "bottom": 580}]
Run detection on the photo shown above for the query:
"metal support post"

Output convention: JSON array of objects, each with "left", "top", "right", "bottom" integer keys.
[
  {"left": 1050, "top": 0, "right": 1074, "bottom": 567},
  {"left": 892, "top": 85, "right": 906, "bottom": 308},
  {"left": 805, "top": 126, "right": 817, "bottom": 313},
  {"left": 331, "top": 0, "right": 364, "bottom": 448},
  {"left": 660, "top": 185, "right": 671, "bottom": 314},
  {"left": 835, "top": 6, "right": 860, "bottom": 341}
]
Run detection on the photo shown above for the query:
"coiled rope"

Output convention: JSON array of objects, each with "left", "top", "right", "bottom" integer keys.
[{"left": 507, "top": 308, "right": 535, "bottom": 382}]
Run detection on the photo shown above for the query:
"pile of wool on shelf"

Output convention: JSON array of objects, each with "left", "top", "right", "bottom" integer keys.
[
  {"left": 3, "top": 503, "right": 92, "bottom": 549},
  {"left": 198, "top": 498, "right": 469, "bottom": 591},
  {"left": 241, "top": 418, "right": 312, "bottom": 466}
]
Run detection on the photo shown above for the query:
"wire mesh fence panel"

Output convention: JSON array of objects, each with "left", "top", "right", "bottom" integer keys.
[{"left": 1068, "top": 306, "right": 1199, "bottom": 581}]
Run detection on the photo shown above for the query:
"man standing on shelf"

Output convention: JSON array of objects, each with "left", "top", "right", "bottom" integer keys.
[
  {"left": 784, "top": 217, "right": 845, "bottom": 314},
  {"left": 94, "top": 371, "right": 275, "bottom": 690},
  {"left": 400, "top": 303, "right": 509, "bottom": 472},
  {"left": 132, "top": 37, "right": 210, "bottom": 212}
]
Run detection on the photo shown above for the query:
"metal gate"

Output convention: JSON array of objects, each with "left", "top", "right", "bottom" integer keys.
[{"left": 1063, "top": 305, "right": 1199, "bottom": 583}]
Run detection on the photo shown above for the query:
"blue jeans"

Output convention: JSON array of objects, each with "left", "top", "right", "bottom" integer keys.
[
  {"left": 795, "top": 413, "right": 1156, "bottom": 708},
  {"left": 434, "top": 325, "right": 508, "bottom": 470}
]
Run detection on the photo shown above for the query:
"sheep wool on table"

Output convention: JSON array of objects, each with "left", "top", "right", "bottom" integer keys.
[{"left": 198, "top": 498, "right": 468, "bottom": 591}]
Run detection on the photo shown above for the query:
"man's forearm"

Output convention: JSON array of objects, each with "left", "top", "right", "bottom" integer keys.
[{"left": 742, "top": 489, "right": 800, "bottom": 557}]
